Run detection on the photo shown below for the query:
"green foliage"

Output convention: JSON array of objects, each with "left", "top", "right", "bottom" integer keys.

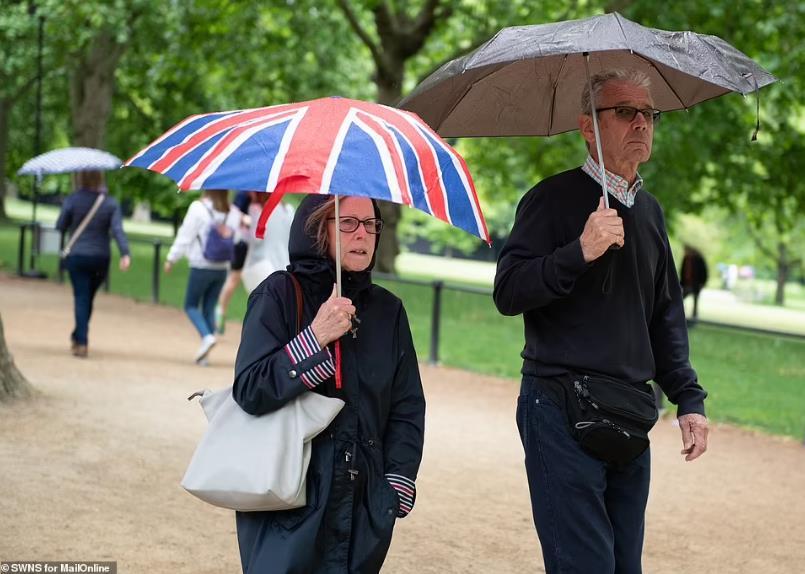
[{"left": 2, "top": 0, "right": 803, "bottom": 282}]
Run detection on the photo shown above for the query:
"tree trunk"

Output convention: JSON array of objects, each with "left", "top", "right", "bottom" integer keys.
[
  {"left": 70, "top": 30, "right": 125, "bottom": 148},
  {"left": 775, "top": 242, "right": 788, "bottom": 306},
  {"left": 0, "top": 99, "right": 10, "bottom": 222},
  {"left": 0, "top": 312, "right": 34, "bottom": 402}
]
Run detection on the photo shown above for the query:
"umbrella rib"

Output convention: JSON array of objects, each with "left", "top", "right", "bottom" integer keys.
[
  {"left": 613, "top": 12, "right": 630, "bottom": 46},
  {"left": 547, "top": 54, "right": 568, "bottom": 136},
  {"left": 634, "top": 54, "right": 687, "bottom": 110}
]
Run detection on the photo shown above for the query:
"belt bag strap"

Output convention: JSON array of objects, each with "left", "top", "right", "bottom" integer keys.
[{"left": 61, "top": 193, "right": 106, "bottom": 258}]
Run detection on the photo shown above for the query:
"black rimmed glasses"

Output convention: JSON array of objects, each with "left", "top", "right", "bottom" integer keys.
[
  {"left": 596, "top": 106, "right": 661, "bottom": 124},
  {"left": 328, "top": 216, "right": 384, "bottom": 234}
]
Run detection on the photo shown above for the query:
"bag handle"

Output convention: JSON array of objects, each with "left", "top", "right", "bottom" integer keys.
[
  {"left": 61, "top": 193, "right": 105, "bottom": 257},
  {"left": 287, "top": 272, "right": 303, "bottom": 335}
]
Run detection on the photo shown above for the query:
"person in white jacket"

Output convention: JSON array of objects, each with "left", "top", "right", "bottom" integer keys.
[
  {"left": 164, "top": 190, "right": 241, "bottom": 364},
  {"left": 240, "top": 192, "right": 294, "bottom": 294}
]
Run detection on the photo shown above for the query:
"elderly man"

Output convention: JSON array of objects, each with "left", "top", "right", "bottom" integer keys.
[{"left": 493, "top": 69, "right": 709, "bottom": 574}]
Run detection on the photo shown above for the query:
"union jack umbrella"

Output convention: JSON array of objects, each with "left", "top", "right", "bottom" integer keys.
[{"left": 124, "top": 96, "right": 489, "bottom": 244}]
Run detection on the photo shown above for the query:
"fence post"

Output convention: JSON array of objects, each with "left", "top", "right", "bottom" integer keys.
[
  {"left": 152, "top": 240, "right": 162, "bottom": 304},
  {"left": 429, "top": 280, "right": 443, "bottom": 365},
  {"left": 29, "top": 222, "right": 38, "bottom": 270},
  {"left": 17, "top": 224, "right": 27, "bottom": 275}
]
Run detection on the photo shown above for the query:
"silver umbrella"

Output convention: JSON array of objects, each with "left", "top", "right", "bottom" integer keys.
[
  {"left": 399, "top": 12, "right": 775, "bottom": 137},
  {"left": 399, "top": 12, "right": 776, "bottom": 206},
  {"left": 18, "top": 146, "right": 122, "bottom": 179}
]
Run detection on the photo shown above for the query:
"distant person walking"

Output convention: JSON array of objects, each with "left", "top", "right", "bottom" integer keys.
[
  {"left": 164, "top": 190, "right": 240, "bottom": 365},
  {"left": 680, "top": 245, "right": 708, "bottom": 323},
  {"left": 56, "top": 170, "right": 130, "bottom": 358},
  {"left": 239, "top": 191, "right": 294, "bottom": 294}
]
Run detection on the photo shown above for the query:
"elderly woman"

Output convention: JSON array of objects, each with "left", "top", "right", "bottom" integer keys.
[{"left": 233, "top": 195, "right": 426, "bottom": 573}]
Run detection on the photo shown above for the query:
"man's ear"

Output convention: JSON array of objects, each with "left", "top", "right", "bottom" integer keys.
[{"left": 579, "top": 114, "right": 594, "bottom": 146}]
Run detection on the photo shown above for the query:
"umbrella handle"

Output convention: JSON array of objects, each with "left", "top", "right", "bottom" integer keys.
[
  {"left": 334, "top": 195, "right": 342, "bottom": 297},
  {"left": 335, "top": 339, "right": 342, "bottom": 390}
]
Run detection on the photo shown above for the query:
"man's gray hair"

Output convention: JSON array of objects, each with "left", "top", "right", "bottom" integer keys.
[{"left": 580, "top": 69, "right": 652, "bottom": 115}]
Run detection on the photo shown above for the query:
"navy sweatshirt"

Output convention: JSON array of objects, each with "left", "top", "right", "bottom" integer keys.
[{"left": 494, "top": 167, "right": 706, "bottom": 416}]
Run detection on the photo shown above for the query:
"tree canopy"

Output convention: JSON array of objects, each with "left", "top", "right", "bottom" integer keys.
[{"left": 1, "top": 0, "right": 801, "bottom": 297}]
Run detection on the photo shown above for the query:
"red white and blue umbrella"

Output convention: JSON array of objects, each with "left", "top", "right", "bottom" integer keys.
[{"left": 124, "top": 96, "right": 489, "bottom": 244}]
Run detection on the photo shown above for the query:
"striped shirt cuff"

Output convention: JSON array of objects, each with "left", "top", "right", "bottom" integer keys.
[
  {"left": 386, "top": 473, "right": 416, "bottom": 518},
  {"left": 284, "top": 326, "right": 335, "bottom": 389}
]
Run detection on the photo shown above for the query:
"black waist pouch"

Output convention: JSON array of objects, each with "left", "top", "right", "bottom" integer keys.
[{"left": 560, "top": 374, "right": 659, "bottom": 464}]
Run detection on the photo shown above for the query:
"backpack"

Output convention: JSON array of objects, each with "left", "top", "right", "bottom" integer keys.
[{"left": 200, "top": 202, "right": 235, "bottom": 262}]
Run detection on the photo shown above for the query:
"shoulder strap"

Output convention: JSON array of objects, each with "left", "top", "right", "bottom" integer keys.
[
  {"left": 287, "top": 272, "right": 303, "bottom": 335},
  {"left": 61, "top": 193, "right": 106, "bottom": 257},
  {"left": 196, "top": 200, "right": 216, "bottom": 248}
]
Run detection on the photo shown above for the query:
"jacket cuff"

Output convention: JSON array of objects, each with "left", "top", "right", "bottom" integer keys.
[
  {"left": 386, "top": 473, "right": 416, "bottom": 518},
  {"left": 555, "top": 238, "right": 590, "bottom": 276},
  {"left": 284, "top": 326, "right": 335, "bottom": 389},
  {"left": 675, "top": 393, "right": 707, "bottom": 417}
]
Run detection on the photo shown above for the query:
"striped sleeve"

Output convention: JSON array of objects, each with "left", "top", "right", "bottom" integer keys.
[
  {"left": 284, "top": 326, "right": 335, "bottom": 389},
  {"left": 385, "top": 473, "right": 416, "bottom": 518}
]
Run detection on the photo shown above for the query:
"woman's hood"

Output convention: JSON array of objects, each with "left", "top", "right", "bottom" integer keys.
[{"left": 287, "top": 195, "right": 382, "bottom": 296}]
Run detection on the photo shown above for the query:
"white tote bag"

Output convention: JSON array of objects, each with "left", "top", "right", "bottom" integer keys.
[{"left": 181, "top": 387, "right": 344, "bottom": 512}]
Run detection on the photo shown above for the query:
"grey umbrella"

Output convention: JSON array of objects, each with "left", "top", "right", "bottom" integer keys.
[
  {"left": 399, "top": 12, "right": 776, "bottom": 138},
  {"left": 398, "top": 12, "right": 776, "bottom": 207}
]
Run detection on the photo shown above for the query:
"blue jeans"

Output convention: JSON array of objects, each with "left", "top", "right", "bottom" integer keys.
[
  {"left": 184, "top": 267, "right": 227, "bottom": 338},
  {"left": 65, "top": 255, "right": 109, "bottom": 345},
  {"left": 517, "top": 376, "right": 651, "bottom": 574}
]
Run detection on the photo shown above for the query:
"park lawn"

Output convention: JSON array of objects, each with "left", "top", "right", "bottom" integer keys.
[
  {"left": 1, "top": 222, "right": 803, "bottom": 439},
  {"left": 688, "top": 325, "right": 805, "bottom": 438},
  {"left": 374, "top": 279, "right": 805, "bottom": 439}
]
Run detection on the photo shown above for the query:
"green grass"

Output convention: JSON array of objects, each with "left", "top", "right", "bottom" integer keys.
[
  {"left": 688, "top": 325, "right": 805, "bottom": 437},
  {"left": 1, "top": 220, "right": 803, "bottom": 439}
]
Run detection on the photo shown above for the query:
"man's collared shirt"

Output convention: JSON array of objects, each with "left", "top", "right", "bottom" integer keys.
[{"left": 581, "top": 155, "right": 642, "bottom": 208}]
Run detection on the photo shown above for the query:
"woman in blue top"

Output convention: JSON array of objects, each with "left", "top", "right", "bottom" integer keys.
[{"left": 55, "top": 170, "right": 131, "bottom": 358}]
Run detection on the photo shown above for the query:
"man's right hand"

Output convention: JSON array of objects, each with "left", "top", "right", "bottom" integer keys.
[{"left": 579, "top": 197, "right": 624, "bottom": 262}]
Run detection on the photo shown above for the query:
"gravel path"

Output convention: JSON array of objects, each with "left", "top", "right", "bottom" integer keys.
[{"left": 1, "top": 273, "right": 803, "bottom": 573}]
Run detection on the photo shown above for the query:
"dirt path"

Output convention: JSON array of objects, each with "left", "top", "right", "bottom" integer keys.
[{"left": 1, "top": 274, "right": 803, "bottom": 573}]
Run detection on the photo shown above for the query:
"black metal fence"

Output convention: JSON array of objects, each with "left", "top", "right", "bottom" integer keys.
[
  {"left": 16, "top": 222, "right": 165, "bottom": 304},
  {"left": 15, "top": 221, "right": 805, "bottom": 368}
]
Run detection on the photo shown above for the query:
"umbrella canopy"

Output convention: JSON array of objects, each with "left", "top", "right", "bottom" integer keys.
[
  {"left": 399, "top": 12, "right": 776, "bottom": 137},
  {"left": 18, "top": 147, "right": 122, "bottom": 177},
  {"left": 125, "top": 96, "right": 489, "bottom": 244}
]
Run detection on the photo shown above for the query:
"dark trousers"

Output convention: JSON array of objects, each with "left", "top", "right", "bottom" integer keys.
[
  {"left": 517, "top": 376, "right": 651, "bottom": 574},
  {"left": 682, "top": 286, "right": 701, "bottom": 321},
  {"left": 65, "top": 255, "right": 109, "bottom": 345}
]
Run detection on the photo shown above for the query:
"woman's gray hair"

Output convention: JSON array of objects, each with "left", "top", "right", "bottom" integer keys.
[{"left": 580, "top": 69, "right": 652, "bottom": 115}]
